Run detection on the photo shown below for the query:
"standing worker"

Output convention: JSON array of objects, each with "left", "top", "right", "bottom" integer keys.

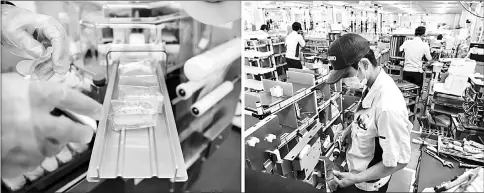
[
  {"left": 1, "top": 1, "right": 103, "bottom": 178},
  {"left": 326, "top": 34, "right": 412, "bottom": 193},
  {"left": 399, "top": 26, "right": 433, "bottom": 90},
  {"left": 284, "top": 22, "right": 306, "bottom": 70}
]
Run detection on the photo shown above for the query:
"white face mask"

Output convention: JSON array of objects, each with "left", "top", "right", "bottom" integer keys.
[{"left": 342, "top": 61, "right": 368, "bottom": 89}]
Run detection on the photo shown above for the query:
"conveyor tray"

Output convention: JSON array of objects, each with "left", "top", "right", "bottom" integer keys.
[{"left": 87, "top": 61, "right": 188, "bottom": 182}]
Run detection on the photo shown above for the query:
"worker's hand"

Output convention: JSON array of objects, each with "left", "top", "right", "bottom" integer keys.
[
  {"left": 333, "top": 170, "right": 359, "bottom": 188},
  {"left": 1, "top": 73, "right": 103, "bottom": 178},
  {"left": 1, "top": 4, "right": 70, "bottom": 74}
]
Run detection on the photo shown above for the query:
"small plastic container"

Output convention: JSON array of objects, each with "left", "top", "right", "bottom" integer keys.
[
  {"left": 118, "top": 75, "right": 159, "bottom": 87},
  {"left": 109, "top": 99, "right": 162, "bottom": 131},
  {"left": 118, "top": 85, "right": 164, "bottom": 101}
]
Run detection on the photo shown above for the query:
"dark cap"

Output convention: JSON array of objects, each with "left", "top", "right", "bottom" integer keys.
[{"left": 326, "top": 33, "right": 370, "bottom": 84}]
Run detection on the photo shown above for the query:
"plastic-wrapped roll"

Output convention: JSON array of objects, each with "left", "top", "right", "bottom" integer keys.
[
  {"left": 176, "top": 81, "right": 206, "bottom": 100},
  {"left": 191, "top": 81, "right": 233, "bottom": 117},
  {"left": 24, "top": 166, "right": 45, "bottom": 182},
  {"left": 2, "top": 175, "right": 27, "bottom": 191},
  {"left": 183, "top": 38, "right": 241, "bottom": 81},
  {"left": 41, "top": 156, "right": 59, "bottom": 172}
]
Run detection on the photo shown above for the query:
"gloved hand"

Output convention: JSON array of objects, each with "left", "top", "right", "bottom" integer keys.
[
  {"left": 1, "top": 73, "right": 103, "bottom": 178},
  {"left": 1, "top": 4, "right": 70, "bottom": 74}
]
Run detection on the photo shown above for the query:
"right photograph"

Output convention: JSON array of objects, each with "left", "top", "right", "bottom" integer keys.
[{"left": 242, "top": 1, "right": 484, "bottom": 193}]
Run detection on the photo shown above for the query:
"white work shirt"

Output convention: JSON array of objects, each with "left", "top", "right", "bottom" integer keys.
[
  {"left": 285, "top": 31, "right": 306, "bottom": 60},
  {"left": 346, "top": 70, "right": 412, "bottom": 185},
  {"left": 400, "top": 37, "right": 432, "bottom": 72}
]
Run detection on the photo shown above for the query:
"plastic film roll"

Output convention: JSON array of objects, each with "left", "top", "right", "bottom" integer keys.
[
  {"left": 176, "top": 81, "right": 206, "bottom": 100},
  {"left": 184, "top": 38, "right": 241, "bottom": 81},
  {"left": 191, "top": 81, "right": 233, "bottom": 117}
]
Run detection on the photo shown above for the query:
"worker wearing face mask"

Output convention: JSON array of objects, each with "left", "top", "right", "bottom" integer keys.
[
  {"left": 1, "top": 1, "right": 103, "bottom": 178},
  {"left": 326, "top": 34, "right": 412, "bottom": 193}
]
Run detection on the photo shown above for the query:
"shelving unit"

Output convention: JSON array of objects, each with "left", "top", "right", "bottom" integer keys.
[
  {"left": 395, "top": 80, "right": 420, "bottom": 122},
  {"left": 244, "top": 69, "right": 344, "bottom": 190}
]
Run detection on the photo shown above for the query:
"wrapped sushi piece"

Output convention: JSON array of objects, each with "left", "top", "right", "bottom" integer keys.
[
  {"left": 41, "top": 156, "right": 59, "bottom": 172},
  {"left": 2, "top": 175, "right": 27, "bottom": 191},
  {"left": 109, "top": 98, "right": 164, "bottom": 131},
  {"left": 118, "top": 60, "right": 155, "bottom": 76},
  {"left": 56, "top": 146, "right": 73, "bottom": 164},
  {"left": 118, "top": 85, "right": 164, "bottom": 102},
  {"left": 24, "top": 166, "right": 45, "bottom": 182},
  {"left": 118, "top": 75, "right": 159, "bottom": 87},
  {"left": 68, "top": 143, "right": 89, "bottom": 154},
  {"left": 111, "top": 99, "right": 163, "bottom": 113}
]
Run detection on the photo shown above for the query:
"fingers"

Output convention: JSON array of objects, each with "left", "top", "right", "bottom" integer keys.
[
  {"left": 40, "top": 18, "right": 70, "bottom": 74},
  {"left": 30, "top": 81, "right": 104, "bottom": 120},
  {"left": 37, "top": 115, "right": 94, "bottom": 144},
  {"left": 333, "top": 170, "right": 342, "bottom": 178},
  {"left": 5, "top": 29, "right": 45, "bottom": 59},
  {"left": 333, "top": 175, "right": 343, "bottom": 187}
]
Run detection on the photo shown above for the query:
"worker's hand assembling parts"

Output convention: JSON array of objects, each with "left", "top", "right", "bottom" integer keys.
[
  {"left": 332, "top": 170, "right": 358, "bottom": 188},
  {"left": 1, "top": 73, "right": 103, "bottom": 178},
  {"left": 1, "top": 4, "right": 70, "bottom": 74}
]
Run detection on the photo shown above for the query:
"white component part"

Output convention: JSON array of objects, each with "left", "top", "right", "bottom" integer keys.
[
  {"left": 453, "top": 141, "right": 462, "bottom": 147},
  {"left": 191, "top": 81, "right": 233, "bottom": 117},
  {"left": 176, "top": 81, "right": 206, "bottom": 100},
  {"left": 269, "top": 85, "right": 284, "bottom": 97},
  {"left": 184, "top": 38, "right": 241, "bottom": 81},
  {"left": 56, "top": 146, "right": 73, "bottom": 163},
  {"left": 2, "top": 175, "right": 26, "bottom": 191},
  {"left": 246, "top": 137, "right": 260, "bottom": 147},
  {"left": 23, "top": 166, "right": 45, "bottom": 182},
  {"left": 323, "top": 137, "right": 331, "bottom": 149},
  {"left": 264, "top": 134, "right": 277, "bottom": 143},
  {"left": 41, "top": 156, "right": 59, "bottom": 172},
  {"left": 473, "top": 154, "right": 484, "bottom": 159}
]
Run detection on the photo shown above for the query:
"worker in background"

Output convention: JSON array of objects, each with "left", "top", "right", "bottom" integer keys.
[
  {"left": 326, "top": 34, "right": 412, "bottom": 193},
  {"left": 1, "top": 1, "right": 103, "bottom": 178},
  {"left": 391, "top": 21, "right": 397, "bottom": 32},
  {"left": 399, "top": 26, "right": 433, "bottom": 91},
  {"left": 284, "top": 22, "right": 306, "bottom": 70}
]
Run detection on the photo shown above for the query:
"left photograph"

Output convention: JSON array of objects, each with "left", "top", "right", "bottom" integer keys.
[{"left": 1, "top": 1, "right": 241, "bottom": 192}]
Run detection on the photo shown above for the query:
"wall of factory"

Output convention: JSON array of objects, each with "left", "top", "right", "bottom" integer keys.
[{"left": 381, "top": 13, "right": 460, "bottom": 28}]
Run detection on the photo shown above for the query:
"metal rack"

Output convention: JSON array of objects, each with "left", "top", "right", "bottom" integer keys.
[
  {"left": 244, "top": 71, "right": 344, "bottom": 191},
  {"left": 395, "top": 80, "right": 420, "bottom": 122}
]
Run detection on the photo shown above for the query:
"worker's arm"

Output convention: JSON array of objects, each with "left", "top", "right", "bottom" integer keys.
[
  {"left": 399, "top": 41, "right": 406, "bottom": 52},
  {"left": 298, "top": 34, "right": 306, "bottom": 47},
  {"left": 352, "top": 161, "right": 407, "bottom": 183},
  {"left": 354, "top": 109, "right": 411, "bottom": 182},
  {"left": 424, "top": 44, "right": 433, "bottom": 62}
]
